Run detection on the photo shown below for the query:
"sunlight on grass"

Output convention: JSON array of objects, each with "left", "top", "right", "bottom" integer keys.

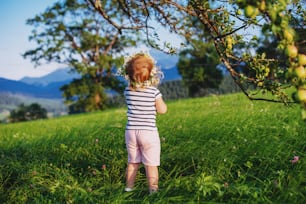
[{"left": 0, "top": 93, "right": 305, "bottom": 203}]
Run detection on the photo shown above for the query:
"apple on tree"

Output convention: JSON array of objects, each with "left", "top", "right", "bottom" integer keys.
[
  {"left": 286, "top": 45, "right": 298, "bottom": 58},
  {"left": 297, "top": 89, "right": 306, "bottom": 103},
  {"left": 294, "top": 66, "right": 306, "bottom": 80},
  {"left": 283, "top": 28, "right": 295, "bottom": 43},
  {"left": 244, "top": 5, "right": 259, "bottom": 18},
  {"left": 298, "top": 54, "right": 306, "bottom": 66}
]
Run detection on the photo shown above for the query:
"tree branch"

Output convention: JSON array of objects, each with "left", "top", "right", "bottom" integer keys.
[
  {"left": 103, "top": 31, "right": 119, "bottom": 55},
  {"left": 214, "top": 24, "right": 248, "bottom": 39},
  {"left": 87, "top": 0, "right": 150, "bottom": 32},
  {"left": 65, "top": 32, "right": 88, "bottom": 64}
]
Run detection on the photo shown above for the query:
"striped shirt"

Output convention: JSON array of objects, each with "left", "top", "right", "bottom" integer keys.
[{"left": 124, "top": 86, "right": 162, "bottom": 130}]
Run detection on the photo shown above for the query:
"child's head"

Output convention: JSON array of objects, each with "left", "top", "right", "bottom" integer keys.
[
  {"left": 123, "top": 53, "right": 162, "bottom": 89},
  {"left": 125, "top": 53, "right": 154, "bottom": 86}
]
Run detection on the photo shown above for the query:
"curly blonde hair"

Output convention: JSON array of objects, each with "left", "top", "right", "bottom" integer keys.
[{"left": 120, "top": 52, "right": 163, "bottom": 89}]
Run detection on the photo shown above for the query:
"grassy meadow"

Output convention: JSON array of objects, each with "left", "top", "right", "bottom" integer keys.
[{"left": 0, "top": 93, "right": 305, "bottom": 203}]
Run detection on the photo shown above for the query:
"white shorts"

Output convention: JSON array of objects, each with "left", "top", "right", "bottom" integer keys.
[{"left": 125, "top": 129, "right": 160, "bottom": 166}]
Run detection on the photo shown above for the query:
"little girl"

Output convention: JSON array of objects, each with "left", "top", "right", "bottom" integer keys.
[{"left": 121, "top": 52, "right": 167, "bottom": 193}]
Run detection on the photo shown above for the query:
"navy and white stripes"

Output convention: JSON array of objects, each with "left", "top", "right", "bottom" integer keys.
[{"left": 124, "top": 87, "right": 162, "bottom": 130}]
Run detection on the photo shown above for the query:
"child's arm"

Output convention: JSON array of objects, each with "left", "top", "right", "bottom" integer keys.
[{"left": 156, "top": 97, "right": 167, "bottom": 114}]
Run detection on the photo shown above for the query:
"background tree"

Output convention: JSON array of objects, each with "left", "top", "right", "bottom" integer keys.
[
  {"left": 23, "top": 0, "right": 142, "bottom": 112},
  {"left": 9, "top": 103, "right": 47, "bottom": 123},
  {"left": 175, "top": 11, "right": 223, "bottom": 97},
  {"left": 177, "top": 42, "right": 223, "bottom": 97}
]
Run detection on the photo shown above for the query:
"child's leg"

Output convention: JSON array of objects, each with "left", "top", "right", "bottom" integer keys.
[
  {"left": 145, "top": 165, "right": 159, "bottom": 192},
  {"left": 126, "top": 163, "right": 140, "bottom": 189}
]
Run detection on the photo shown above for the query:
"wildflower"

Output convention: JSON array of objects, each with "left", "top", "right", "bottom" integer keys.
[
  {"left": 102, "top": 164, "right": 106, "bottom": 170},
  {"left": 92, "top": 170, "right": 97, "bottom": 175},
  {"left": 95, "top": 138, "right": 99, "bottom": 143},
  {"left": 291, "top": 156, "right": 299, "bottom": 164}
]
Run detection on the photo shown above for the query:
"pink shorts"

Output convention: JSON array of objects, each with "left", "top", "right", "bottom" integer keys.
[{"left": 125, "top": 129, "right": 160, "bottom": 166}]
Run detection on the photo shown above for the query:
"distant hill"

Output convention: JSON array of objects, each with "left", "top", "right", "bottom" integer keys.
[
  {"left": 150, "top": 49, "right": 181, "bottom": 80},
  {"left": 0, "top": 49, "right": 181, "bottom": 99},
  {"left": 162, "top": 66, "right": 181, "bottom": 81},
  {"left": 150, "top": 49, "right": 179, "bottom": 69},
  {"left": 0, "top": 77, "right": 65, "bottom": 98},
  {"left": 19, "top": 50, "right": 181, "bottom": 86},
  {"left": 19, "top": 65, "right": 181, "bottom": 88},
  {"left": 20, "top": 68, "right": 80, "bottom": 86}
]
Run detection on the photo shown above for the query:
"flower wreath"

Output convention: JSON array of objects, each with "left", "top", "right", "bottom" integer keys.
[{"left": 117, "top": 51, "right": 164, "bottom": 88}]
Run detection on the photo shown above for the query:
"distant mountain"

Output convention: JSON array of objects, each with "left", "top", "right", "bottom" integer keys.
[
  {"left": 162, "top": 66, "right": 181, "bottom": 81},
  {"left": 19, "top": 49, "right": 180, "bottom": 86},
  {"left": 1, "top": 49, "right": 181, "bottom": 99},
  {"left": 0, "top": 77, "right": 64, "bottom": 98},
  {"left": 20, "top": 68, "right": 80, "bottom": 86},
  {"left": 150, "top": 49, "right": 179, "bottom": 69}
]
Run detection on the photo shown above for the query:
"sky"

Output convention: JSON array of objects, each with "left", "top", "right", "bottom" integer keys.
[
  {"left": 0, "top": 0, "right": 64, "bottom": 80},
  {"left": 0, "top": 0, "right": 183, "bottom": 81}
]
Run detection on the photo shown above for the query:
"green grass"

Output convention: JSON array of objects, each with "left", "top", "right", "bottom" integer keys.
[{"left": 0, "top": 93, "right": 305, "bottom": 203}]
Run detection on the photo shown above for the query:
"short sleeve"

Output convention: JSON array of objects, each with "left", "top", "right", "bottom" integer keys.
[{"left": 155, "top": 88, "right": 162, "bottom": 99}]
